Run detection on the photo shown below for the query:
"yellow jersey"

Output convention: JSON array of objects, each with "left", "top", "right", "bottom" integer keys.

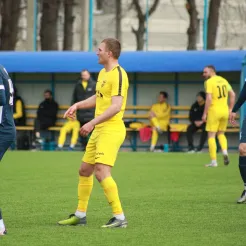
[
  {"left": 205, "top": 75, "right": 232, "bottom": 110},
  {"left": 81, "top": 80, "right": 88, "bottom": 90},
  {"left": 95, "top": 65, "right": 129, "bottom": 128},
  {"left": 151, "top": 102, "right": 171, "bottom": 122}
]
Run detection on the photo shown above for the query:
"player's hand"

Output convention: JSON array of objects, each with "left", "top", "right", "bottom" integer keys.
[
  {"left": 195, "top": 121, "right": 203, "bottom": 127},
  {"left": 202, "top": 114, "right": 207, "bottom": 122},
  {"left": 64, "top": 104, "right": 77, "bottom": 120},
  {"left": 229, "top": 112, "right": 237, "bottom": 126},
  {"left": 149, "top": 111, "right": 156, "bottom": 118},
  {"left": 80, "top": 121, "right": 94, "bottom": 137}
]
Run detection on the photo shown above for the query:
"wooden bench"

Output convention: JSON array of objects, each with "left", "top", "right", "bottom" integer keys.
[{"left": 16, "top": 105, "right": 240, "bottom": 151}]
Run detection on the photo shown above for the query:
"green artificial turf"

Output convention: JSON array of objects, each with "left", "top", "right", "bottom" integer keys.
[{"left": 0, "top": 151, "right": 245, "bottom": 246}]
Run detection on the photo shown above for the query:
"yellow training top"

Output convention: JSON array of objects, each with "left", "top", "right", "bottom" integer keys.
[
  {"left": 151, "top": 102, "right": 171, "bottom": 121},
  {"left": 95, "top": 65, "right": 129, "bottom": 128},
  {"left": 13, "top": 100, "right": 23, "bottom": 119},
  {"left": 205, "top": 75, "right": 232, "bottom": 110}
]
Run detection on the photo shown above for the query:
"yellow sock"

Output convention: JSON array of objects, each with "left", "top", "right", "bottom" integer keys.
[
  {"left": 101, "top": 176, "right": 123, "bottom": 216},
  {"left": 71, "top": 125, "right": 80, "bottom": 145},
  {"left": 77, "top": 175, "right": 93, "bottom": 212},
  {"left": 217, "top": 134, "right": 228, "bottom": 154},
  {"left": 58, "top": 128, "right": 67, "bottom": 147},
  {"left": 151, "top": 129, "right": 158, "bottom": 147},
  {"left": 151, "top": 117, "right": 160, "bottom": 128},
  {"left": 208, "top": 137, "right": 217, "bottom": 161}
]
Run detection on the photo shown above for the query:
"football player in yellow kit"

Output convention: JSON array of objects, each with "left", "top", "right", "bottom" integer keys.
[
  {"left": 58, "top": 38, "right": 129, "bottom": 228},
  {"left": 149, "top": 91, "right": 171, "bottom": 152},
  {"left": 202, "top": 65, "right": 235, "bottom": 167}
]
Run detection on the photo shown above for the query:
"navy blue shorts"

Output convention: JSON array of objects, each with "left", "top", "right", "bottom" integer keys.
[
  {"left": 0, "top": 128, "right": 16, "bottom": 161},
  {"left": 0, "top": 139, "right": 14, "bottom": 161},
  {"left": 240, "top": 119, "right": 246, "bottom": 143}
]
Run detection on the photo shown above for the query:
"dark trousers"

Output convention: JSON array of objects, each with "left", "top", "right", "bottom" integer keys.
[
  {"left": 33, "top": 119, "right": 54, "bottom": 142},
  {"left": 34, "top": 119, "right": 53, "bottom": 132},
  {"left": 186, "top": 123, "right": 207, "bottom": 151}
]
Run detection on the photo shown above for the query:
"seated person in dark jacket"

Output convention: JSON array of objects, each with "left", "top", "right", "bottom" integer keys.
[
  {"left": 72, "top": 69, "right": 96, "bottom": 150},
  {"left": 34, "top": 89, "right": 58, "bottom": 143},
  {"left": 186, "top": 91, "right": 207, "bottom": 153}
]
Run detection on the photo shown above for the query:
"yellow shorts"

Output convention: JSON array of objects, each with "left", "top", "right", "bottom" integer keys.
[
  {"left": 82, "top": 126, "right": 126, "bottom": 166},
  {"left": 206, "top": 109, "right": 228, "bottom": 132},
  {"left": 150, "top": 118, "right": 169, "bottom": 131},
  {"left": 159, "top": 122, "right": 169, "bottom": 131}
]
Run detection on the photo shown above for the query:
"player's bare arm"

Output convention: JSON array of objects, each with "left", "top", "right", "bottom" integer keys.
[
  {"left": 228, "top": 89, "right": 236, "bottom": 112},
  {"left": 202, "top": 93, "right": 212, "bottom": 122},
  {"left": 230, "top": 82, "right": 246, "bottom": 126},
  {"left": 80, "top": 96, "right": 123, "bottom": 137},
  {"left": 64, "top": 95, "right": 96, "bottom": 119}
]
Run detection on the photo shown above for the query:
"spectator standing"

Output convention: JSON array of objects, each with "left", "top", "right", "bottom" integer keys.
[{"left": 72, "top": 69, "right": 96, "bottom": 150}]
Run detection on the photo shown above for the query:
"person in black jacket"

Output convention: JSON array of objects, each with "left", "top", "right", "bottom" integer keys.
[
  {"left": 34, "top": 89, "right": 58, "bottom": 144},
  {"left": 186, "top": 91, "right": 207, "bottom": 153},
  {"left": 72, "top": 70, "right": 96, "bottom": 149}
]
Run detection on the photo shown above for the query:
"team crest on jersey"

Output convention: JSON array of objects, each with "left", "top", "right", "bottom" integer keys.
[
  {"left": 96, "top": 90, "right": 103, "bottom": 98},
  {"left": 101, "top": 81, "right": 106, "bottom": 87}
]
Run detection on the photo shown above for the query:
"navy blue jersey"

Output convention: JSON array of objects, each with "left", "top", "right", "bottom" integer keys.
[{"left": 0, "top": 65, "right": 15, "bottom": 133}]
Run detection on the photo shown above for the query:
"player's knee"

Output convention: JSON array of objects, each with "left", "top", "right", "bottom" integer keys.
[
  {"left": 60, "top": 128, "right": 67, "bottom": 134},
  {"left": 79, "top": 164, "right": 93, "bottom": 177},
  {"left": 94, "top": 164, "right": 111, "bottom": 182},
  {"left": 208, "top": 132, "right": 216, "bottom": 138},
  {"left": 217, "top": 132, "right": 224, "bottom": 137},
  {"left": 239, "top": 143, "right": 246, "bottom": 156}
]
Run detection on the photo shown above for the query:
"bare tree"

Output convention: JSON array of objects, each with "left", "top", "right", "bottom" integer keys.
[
  {"left": 219, "top": 1, "right": 246, "bottom": 49},
  {"left": 131, "top": 0, "right": 160, "bottom": 51},
  {"left": 40, "top": 0, "right": 60, "bottom": 50},
  {"left": 0, "top": 0, "right": 21, "bottom": 50},
  {"left": 207, "top": 0, "right": 221, "bottom": 49},
  {"left": 115, "top": 0, "right": 122, "bottom": 42},
  {"left": 63, "top": 0, "right": 74, "bottom": 50},
  {"left": 186, "top": 0, "right": 199, "bottom": 50}
]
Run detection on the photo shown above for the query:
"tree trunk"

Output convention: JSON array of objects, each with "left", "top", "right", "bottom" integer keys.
[
  {"left": 63, "top": 0, "right": 74, "bottom": 50},
  {"left": 40, "top": 0, "right": 60, "bottom": 50},
  {"left": 115, "top": 0, "right": 121, "bottom": 42},
  {"left": 186, "top": 0, "right": 198, "bottom": 50},
  {"left": 0, "top": 0, "right": 21, "bottom": 50},
  {"left": 207, "top": 0, "right": 221, "bottom": 50},
  {"left": 131, "top": 0, "right": 160, "bottom": 51},
  {"left": 132, "top": 21, "right": 145, "bottom": 51}
]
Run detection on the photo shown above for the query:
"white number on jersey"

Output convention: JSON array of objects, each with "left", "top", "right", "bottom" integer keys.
[{"left": 8, "top": 79, "right": 14, "bottom": 105}]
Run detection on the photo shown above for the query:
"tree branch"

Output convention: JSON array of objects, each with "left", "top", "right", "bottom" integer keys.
[
  {"left": 148, "top": 0, "right": 160, "bottom": 16},
  {"left": 132, "top": 0, "right": 144, "bottom": 21},
  {"left": 131, "top": 26, "right": 137, "bottom": 35}
]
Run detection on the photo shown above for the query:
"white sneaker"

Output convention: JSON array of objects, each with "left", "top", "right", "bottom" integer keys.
[
  {"left": 205, "top": 163, "right": 218, "bottom": 167},
  {"left": 237, "top": 190, "right": 246, "bottom": 204},
  {"left": 149, "top": 146, "right": 155, "bottom": 152},
  {"left": 0, "top": 227, "right": 6, "bottom": 236},
  {"left": 187, "top": 150, "right": 195, "bottom": 154},
  {"left": 0, "top": 210, "right": 6, "bottom": 236}
]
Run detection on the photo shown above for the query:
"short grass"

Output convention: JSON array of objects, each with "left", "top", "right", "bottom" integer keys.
[{"left": 0, "top": 151, "right": 245, "bottom": 246}]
